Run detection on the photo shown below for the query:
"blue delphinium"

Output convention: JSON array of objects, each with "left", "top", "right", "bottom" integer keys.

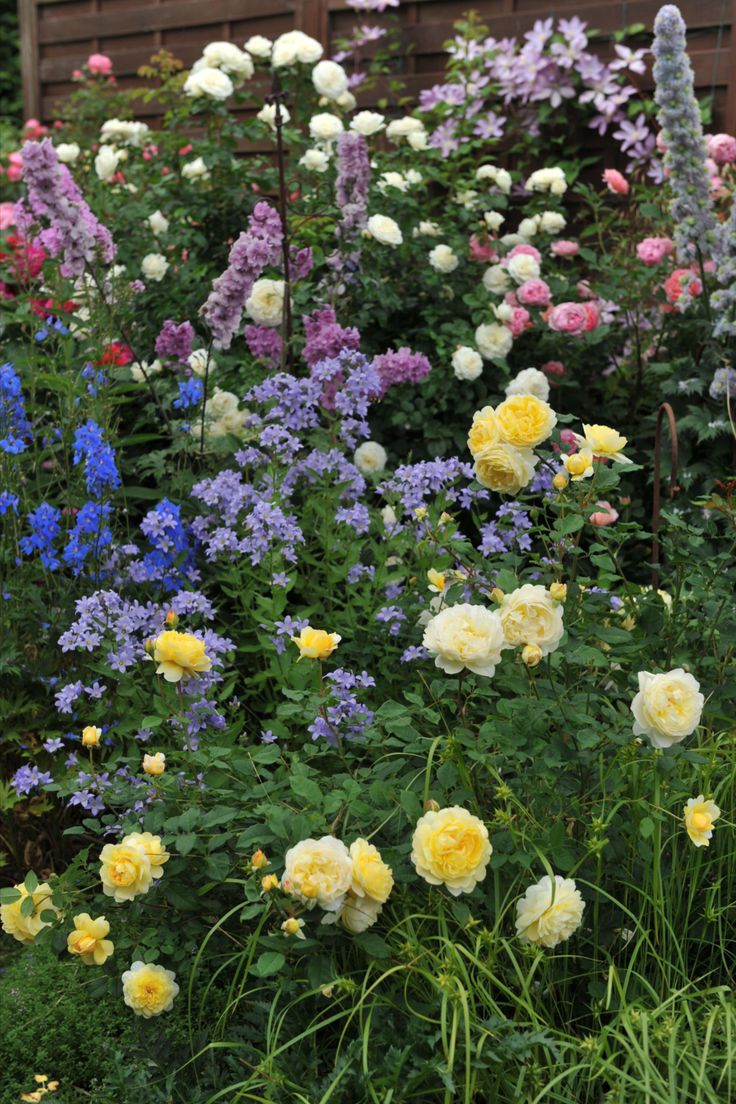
[
  {"left": 173, "top": 378, "right": 203, "bottom": 410},
  {"left": 19, "top": 502, "right": 63, "bottom": 569},
  {"left": 0, "top": 363, "right": 32, "bottom": 454},
  {"left": 73, "top": 419, "right": 121, "bottom": 497}
]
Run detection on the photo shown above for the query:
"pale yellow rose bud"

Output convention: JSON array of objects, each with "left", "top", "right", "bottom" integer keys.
[
  {"left": 82, "top": 725, "right": 102, "bottom": 748},
  {"left": 552, "top": 473, "right": 569, "bottom": 491},
  {"left": 490, "top": 587, "right": 505, "bottom": 604},
  {"left": 281, "top": 916, "right": 305, "bottom": 938},
  {"left": 251, "top": 850, "right": 269, "bottom": 871},
  {"left": 522, "top": 643, "right": 544, "bottom": 668},
  {"left": 414, "top": 506, "right": 428, "bottom": 520},
  {"left": 439, "top": 512, "right": 453, "bottom": 526},
  {"left": 261, "top": 874, "right": 279, "bottom": 892},
  {"left": 143, "top": 752, "right": 166, "bottom": 776},
  {"left": 549, "top": 583, "right": 567, "bottom": 602},
  {"left": 423, "top": 798, "right": 440, "bottom": 813}
]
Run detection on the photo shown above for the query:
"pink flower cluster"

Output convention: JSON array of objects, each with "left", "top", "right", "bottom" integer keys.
[
  {"left": 636, "top": 237, "right": 674, "bottom": 265},
  {"left": 546, "top": 301, "right": 600, "bottom": 336}
]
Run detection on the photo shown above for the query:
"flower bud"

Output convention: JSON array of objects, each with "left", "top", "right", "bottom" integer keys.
[
  {"left": 281, "top": 916, "right": 305, "bottom": 937},
  {"left": 164, "top": 609, "right": 179, "bottom": 628},
  {"left": 251, "top": 850, "right": 269, "bottom": 871},
  {"left": 261, "top": 874, "right": 279, "bottom": 892},
  {"left": 549, "top": 582, "right": 567, "bottom": 602},
  {"left": 81, "top": 725, "right": 101, "bottom": 747},
  {"left": 552, "top": 473, "right": 569, "bottom": 491},
  {"left": 144, "top": 637, "right": 156, "bottom": 654},
  {"left": 142, "top": 752, "right": 166, "bottom": 776},
  {"left": 423, "top": 798, "right": 440, "bottom": 813},
  {"left": 490, "top": 587, "right": 504, "bottom": 604},
  {"left": 439, "top": 512, "right": 453, "bottom": 527},
  {"left": 521, "top": 643, "right": 543, "bottom": 668},
  {"left": 414, "top": 506, "right": 428, "bottom": 520}
]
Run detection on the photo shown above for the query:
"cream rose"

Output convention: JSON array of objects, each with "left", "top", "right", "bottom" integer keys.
[
  {"left": 422, "top": 602, "right": 506, "bottom": 677},
  {"left": 258, "top": 103, "right": 291, "bottom": 130},
  {"left": 312, "top": 59, "right": 348, "bottom": 100},
  {"left": 473, "top": 444, "right": 537, "bottom": 494},
  {"left": 350, "top": 110, "right": 385, "bottom": 136},
  {"left": 366, "top": 214, "right": 403, "bottom": 246},
  {"left": 201, "top": 41, "right": 254, "bottom": 80},
  {"left": 452, "top": 346, "right": 483, "bottom": 381},
  {"left": 475, "top": 323, "right": 513, "bottom": 361},
  {"left": 411, "top": 806, "right": 492, "bottom": 895},
  {"left": 245, "top": 278, "right": 285, "bottom": 327},
  {"left": 507, "top": 253, "right": 541, "bottom": 284},
  {"left": 386, "top": 116, "right": 425, "bottom": 142},
  {"left": 429, "top": 244, "right": 459, "bottom": 274},
  {"left": 631, "top": 668, "right": 704, "bottom": 748},
  {"left": 354, "top": 441, "right": 387, "bottom": 474},
  {"left": 56, "top": 142, "right": 81, "bottom": 163},
  {"left": 539, "top": 210, "right": 566, "bottom": 234},
  {"left": 187, "top": 348, "right": 216, "bottom": 378},
  {"left": 299, "top": 148, "right": 330, "bottom": 172},
  {"left": 283, "top": 836, "right": 353, "bottom": 911},
  {"left": 141, "top": 253, "right": 169, "bottom": 282},
  {"left": 505, "top": 368, "right": 550, "bottom": 402},
  {"left": 182, "top": 157, "right": 210, "bottom": 181},
  {"left": 337, "top": 892, "right": 383, "bottom": 933},
  {"left": 183, "top": 66, "right": 234, "bottom": 100},
  {"left": 122, "top": 961, "right": 179, "bottom": 1017},
  {"left": 271, "top": 30, "right": 323, "bottom": 67},
  {"left": 94, "top": 145, "right": 120, "bottom": 181},
  {"left": 499, "top": 584, "right": 564, "bottom": 656},
  {"left": 483, "top": 265, "right": 511, "bottom": 294},
  {"left": 244, "top": 35, "right": 272, "bottom": 59},
  {"left": 147, "top": 209, "right": 169, "bottom": 236},
  {"left": 515, "top": 874, "right": 584, "bottom": 947},
  {"left": 308, "top": 113, "right": 343, "bottom": 142}
]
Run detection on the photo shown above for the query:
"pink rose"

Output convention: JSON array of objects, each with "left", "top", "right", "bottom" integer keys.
[
  {"left": 506, "top": 242, "right": 541, "bottom": 263},
  {"left": 589, "top": 501, "right": 619, "bottom": 527},
  {"left": 468, "top": 234, "right": 498, "bottom": 264},
  {"left": 602, "top": 168, "right": 629, "bottom": 195},
  {"left": 577, "top": 280, "right": 596, "bottom": 300},
  {"left": 517, "top": 278, "right": 551, "bottom": 307},
  {"left": 637, "top": 237, "right": 674, "bottom": 265},
  {"left": 23, "top": 118, "right": 47, "bottom": 140},
  {"left": 663, "top": 268, "right": 702, "bottom": 304},
  {"left": 87, "top": 53, "right": 113, "bottom": 75},
  {"left": 0, "top": 202, "right": 15, "bottom": 230},
  {"left": 707, "top": 133, "right": 736, "bottom": 165},
  {"left": 71, "top": 69, "right": 83, "bottom": 81},
  {"left": 503, "top": 290, "right": 519, "bottom": 307},
  {"left": 507, "top": 306, "right": 531, "bottom": 337},
  {"left": 6, "top": 151, "right": 23, "bottom": 183},
  {"left": 547, "top": 302, "right": 589, "bottom": 335},
  {"left": 550, "top": 239, "right": 579, "bottom": 258},
  {"left": 542, "top": 360, "right": 565, "bottom": 376},
  {"left": 560, "top": 428, "right": 577, "bottom": 449}
]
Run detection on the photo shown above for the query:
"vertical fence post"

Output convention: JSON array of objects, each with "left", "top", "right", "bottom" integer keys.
[
  {"left": 651, "top": 402, "right": 680, "bottom": 590},
  {"left": 19, "top": 0, "right": 41, "bottom": 121}
]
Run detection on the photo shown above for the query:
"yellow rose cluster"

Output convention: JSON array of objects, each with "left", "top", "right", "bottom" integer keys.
[
  {"left": 99, "top": 831, "right": 169, "bottom": 902},
  {"left": 467, "top": 395, "right": 556, "bottom": 494},
  {"left": 282, "top": 835, "right": 394, "bottom": 933},
  {"left": 0, "top": 882, "right": 59, "bottom": 945}
]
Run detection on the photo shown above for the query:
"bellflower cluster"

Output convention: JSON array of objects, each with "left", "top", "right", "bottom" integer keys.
[
  {"left": 0, "top": 363, "right": 32, "bottom": 454},
  {"left": 302, "top": 306, "right": 361, "bottom": 369},
  {"left": 155, "top": 319, "right": 194, "bottom": 364},
  {"left": 373, "top": 348, "right": 431, "bottom": 397},
  {"left": 72, "top": 420, "right": 121, "bottom": 497},
  {"left": 307, "top": 668, "right": 376, "bottom": 745},
  {"left": 114, "top": 499, "right": 200, "bottom": 591},
  {"left": 12, "top": 764, "right": 54, "bottom": 796},
  {"left": 201, "top": 201, "right": 283, "bottom": 349},
  {"left": 19, "top": 138, "right": 116, "bottom": 277},
  {"left": 310, "top": 350, "right": 382, "bottom": 445},
  {"left": 477, "top": 502, "right": 533, "bottom": 557},
  {"left": 379, "top": 458, "right": 488, "bottom": 513},
  {"left": 652, "top": 5, "right": 716, "bottom": 262}
]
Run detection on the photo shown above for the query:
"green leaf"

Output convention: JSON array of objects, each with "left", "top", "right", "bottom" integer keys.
[
  {"left": 353, "top": 932, "right": 391, "bottom": 959},
  {"left": 204, "top": 852, "right": 230, "bottom": 881},
  {"left": 20, "top": 895, "right": 36, "bottom": 916},
  {"left": 554, "top": 514, "right": 584, "bottom": 536},
  {"left": 176, "top": 834, "right": 198, "bottom": 856},
  {"left": 23, "top": 870, "right": 38, "bottom": 894},
  {"left": 0, "top": 887, "right": 21, "bottom": 904},
  {"left": 40, "top": 910, "right": 58, "bottom": 923},
  {"left": 252, "top": 951, "right": 286, "bottom": 977},
  {"left": 639, "top": 817, "right": 655, "bottom": 839},
  {"left": 289, "top": 776, "right": 323, "bottom": 806},
  {"left": 140, "top": 715, "right": 164, "bottom": 729}
]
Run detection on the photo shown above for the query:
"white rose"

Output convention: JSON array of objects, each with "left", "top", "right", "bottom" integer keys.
[
  {"left": 182, "top": 157, "right": 210, "bottom": 181},
  {"left": 539, "top": 210, "right": 566, "bottom": 234},
  {"left": 299, "top": 148, "right": 330, "bottom": 172},
  {"left": 366, "top": 214, "right": 402, "bottom": 246},
  {"left": 308, "top": 113, "right": 343, "bottom": 142},
  {"left": 56, "top": 142, "right": 80, "bottom": 163},
  {"left": 482, "top": 264, "right": 511, "bottom": 295},
  {"left": 100, "top": 119, "right": 150, "bottom": 146},
  {"left": 405, "top": 169, "right": 422, "bottom": 186},
  {"left": 94, "top": 146, "right": 120, "bottom": 181},
  {"left": 206, "top": 387, "right": 239, "bottom": 417},
  {"left": 413, "top": 220, "right": 440, "bottom": 237},
  {"left": 507, "top": 254, "right": 541, "bottom": 284},
  {"left": 525, "top": 167, "right": 567, "bottom": 194},
  {"left": 631, "top": 669, "right": 704, "bottom": 748},
  {"left": 201, "top": 41, "right": 253, "bottom": 80},
  {"left": 283, "top": 836, "right": 353, "bottom": 911},
  {"left": 386, "top": 116, "right": 424, "bottom": 142},
  {"left": 518, "top": 216, "right": 540, "bottom": 239},
  {"left": 380, "top": 504, "right": 398, "bottom": 528},
  {"left": 141, "top": 253, "right": 169, "bottom": 282},
  {"left": 188, "top": 349, "right": 216, "bottom": 378},
  {"left": 483, "top": 211, "right": 504, "bottom": 231},
  {"left": 406, "top": 129, "right": 428, "bottom": 150},
  {"left": 337, "top": 893, "right": 383, "bottom": 933},
  {"left": 183, "top": 67, "right": 234, "bottom": 100},
  {"left": 452, "top": 346, "right": 483, "bottom": 381},
  {"left": 245, "top": 278, "right": 285, "bottom": 327},
  {"left": 505, "top": 368, "right": 550, "bottom": 402},
  {"left": 335, "top": 90, "right": 357, "bottom": 111},
  {"left": 244, "top": 35, "right": 272, "bottom": 59},
  {"left": 494, "top": 303, "right": 513, "bottom": 323},
  {"left": 312, "top": 59, "right": 348, "bottom": 100},
  {"left": 455, "top": 189, "right": 479, "bottom": 210},
  {"left": 423, "top": 603, "right": 506, "bottom": 677},
  {"left": 354, "top": 441, "right": 387, "bottom": 474},
  {"left": 516, "top": 875, "right": 585, "bottom": 948},
  {"left": 499, "top": 584, "right": 564, "bottom": 657},
  {"left": 272, "top": 30, "right": 323, "bottom": 67},
  {"left": 147, "top": 210, "right": 169, "bottom": 236},
  {"left": 475, "top": 322, "right": 512, "bottom": 361},
  {"left": 130, "top": 359, "right": 163, "bottom": 382},
  {"left": 429, "top": 244, "right": 459, "bottom": 274},
  {"left": 218, "top": 409, "right": 249, "bottom": 436},
  {"left": 500, "top": 233, "right": 522, "bottom": 247},
  {"left": 378, "top": 171, "right": 408, "bottom": 193},
  {"left": 257, "top": 103, "right": 291, "bottom": 131},
  {"left": 350, "top": 110, "right": 385, "bottom": 136}
]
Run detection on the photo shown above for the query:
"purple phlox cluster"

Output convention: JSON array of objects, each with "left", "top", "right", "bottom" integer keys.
[
  {"left": 245, "top": 324, "right": 282, "bottom": 366},
  {"left": 282, "top": 448, "right": 366, "bottom": 502},
  {"left": 12, "top": 763, "right": 54, "bottom": 796},
  {"left": 73, "top": 420, "right": 121, "bottom": 498},
  {"left": 477, "top": 501, "right": 532, "bottom": 557},
  {"left": 201, "top": 201, "right": 283, "bottom": 350},
  {"left": 19, "top": 502, "right": 62, "bottom": 570},
  {"left": 378, "top": 457, "right": 487, "bottom": 513},
  {"left": 373, "top": 347, "right": 431, "bottom": 397},
  {"left": 335, "top": 502, "right": 370, "bottom": 534},
  {"left": 375, "top": 605, "right": 406, "bottom": 637},
  {"left": 308, "top": 668, "right": 376, "bottom": 745},
  {"left": 0, "top": 363, "right": 32, "bottom": 454},
  {"left": 19, "top": 138, "right": 115, "bottom": 276},
  {"left": 271, "top": 614, "right": 309, "bottom": 655},
  {"left": 302, "top": 306, "right": 361, "bottom": 369},
  {"left": 155, "top": 319, "right": 194, "bottom": 364},
  {"left": 191, "top": 470, "right": 304, "bottom": 566},
  {"left": 310, "top": 350, "right": 382, "bottom": 445},
  {"left": 652, "top": 4, "right": 716, "bottom": 262},
  {"left": 335, "top": 132, "right": 371, "bottom": 241},
  {"left": 246, "top": 372, "right": 324, "bottom": 432},
  {"left": 259, "top": 424, "right": 303, "bottom": 463}
]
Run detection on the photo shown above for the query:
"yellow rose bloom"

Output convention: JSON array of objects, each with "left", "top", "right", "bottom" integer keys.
[
  {"left": 467, "top": 406, "right": 501, "bottom": 457},
  {"left": 549, "top": 582, "right": 567, "bottom": 602},
  {"left": 562, "top": 448, "right": 594, "bottom": 480},
  {"left": 631, "top": 668, "right": 704, "bottom": 749},
  {"left": 684, "top": 795, "right": 720, "bottom": 847},
  {"left": 473, "top": 443, "right": 538, "bottom": 494},
  {"left": 291, "top": 626, "right": 341, "bottom": 660},
  {"left": 81, "top": 725, "right": 102, "bottom": 747},
  {"left": 411, "top": 806, "right": 492, "bottom": 896},
  {"left": 574, "top": 423, "right": 631, "bottom": 464},
  {"left": 515, "top": 874, "right": 585, "bottom": 947},
  {"left": 121, "top": 832, "right": 169, "bottom": 879},
  {"left": 283, "top": 836, "right": 353, "bottom": 911},
  {"left": 495, "top": 394, "right": 557, "bottom": 448},
  {"left": 1, "top": 882, "right": 59, "bottom": 945},
  {"left": 142, "top": 752, "right": 166, "bottom": 777},
  {"left": 99, "top": 840, "right": 153, "bottom": 903},
  {"left": 499, "top": 584, "right": 564, "bottom": 657},
  {"left": 67, "top": 913, "right": 114, "bottom": 965},
  {"left": 152, "top": 630, "right": 212, "bottom": 682},
  {"left": 349, "top": 839, "right": 394, "bottom": 904},
  {"left": 122, "top": 961, "right": 179, "bottom": 1017}
]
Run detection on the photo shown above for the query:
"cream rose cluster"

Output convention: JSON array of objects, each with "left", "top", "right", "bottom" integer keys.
[
  {"left": 283, "top": 835, "right": 394, "bottom": 933},
  {"left": 631, "top": 668, "right": 704, "bottom": 748},
  {"left": 411, "top": 806, "right": 492, "bottom": 896},
  {"left": 515, "top": 874, "right": 585, "bottom": 947},
  {"left": 499, "top": 584, "right": 565, "bottom": 659}
]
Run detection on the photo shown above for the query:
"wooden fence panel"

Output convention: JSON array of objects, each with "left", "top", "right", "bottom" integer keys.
[{"left": 17, "top": 0, "right": 736, "bottom": 131}]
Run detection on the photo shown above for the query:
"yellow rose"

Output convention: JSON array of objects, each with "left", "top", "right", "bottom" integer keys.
[
  {"left": 122, "top": 961, "right": 179, "bottom": 1017},
  {"left": 684, "top": 795, "right": 720, "bottom": 847},
  {"left": 552, "top": 472, "right": 568, "bottom": 491},
  {"left": 283, "top": 836, "right": 353, "bottom": 911},
  {"left": 411, "top": 806, "right": 492, "bottom": 896},
  {"left": 631, "top": 668, "right": 704, "bottom": 748},
  {"left": 499, "top": 584, "right": 564, "bottom": 657},
  {"left": 82, "top": 725, "right": 102, "bottom": 747},
  {"left": 521, "top": 643, "right": 543, "bottom": 667},
  {"left": 142, "top": 752, "right": 166, "bottom": 777},
  {"left": 473, "top": 443, "right": 538, "bottom": 494},
  {"left": 549, "top": 583, "right": 567, "bottom": 602},
  {"left": 291, "top": 626, "right": 341, "bottom": 660},
  {"left": 467, "top": 406, "right": 501, "bottom": 457},
  {"left": 515, "top": 874, "right": 585, "bottom": 947},
  {"left": 152, "top": 630, "right": 212, "bottom": 682},
  {"left": 99, "top": 840, "right": 153, "bottom": 902},
  {"left": 574, "top": 423, "right": 631, "bottom": 463},
  {"left": 251, "top": 849, "right": 269, "bottom": 870},
  {"left": 337, "top": 891, "right": 383, "bottom": 933},
  {"left": 261, "top": 874, "right": 280, "bottom": 892},
  {"left": 1, "top": 882, "right": 59, "bottom": 944},
  {"left": 67, "top": 913, "right": 114, "bottom": 965},
  {"left": 121, "top": 832, "right": 169, "bottom": 879},
  {"left": 349, "top": 839, "right": 394, "bottom": 903},
  {"left": 495, "top": 394, "right": 557, "bottom": 448},
  {"left": 562, "top": 448, "right": 594, "bottom": 480},
  {"left": 281, "top": 917, "right": 306, "bottom": 938}
]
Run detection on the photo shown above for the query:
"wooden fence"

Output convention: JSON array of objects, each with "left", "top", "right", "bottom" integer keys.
[{"left": 17, "top": 0, "right": 736, "bottom": 131}]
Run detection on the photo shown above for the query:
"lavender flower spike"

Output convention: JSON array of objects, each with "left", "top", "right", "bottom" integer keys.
[
  {"left": 710, "top": 193, "right": 736, "bottom": 337},
  {"left": 201, "top": 201, "right": 283, "bottom": 350},
  {"left": 652, "top": 5, "right": 716, "bottom": 263},
  {"left": 335, "top": 131, "right": 371, "bottom": 241}
]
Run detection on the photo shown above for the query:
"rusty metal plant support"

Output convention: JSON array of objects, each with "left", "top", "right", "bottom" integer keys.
[
  {"left": 267, "top": 71, "right": 293, "bottom": 372},
  {"left": 651, "top": 401, "right": 680, "bottom": 589}
]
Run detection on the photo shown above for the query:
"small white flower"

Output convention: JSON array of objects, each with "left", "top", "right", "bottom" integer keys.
[
  {"left": 200, "top": 41, "right": 253, "bottom": 80},
  {"left": 539, "top": 210, "right": 566, "bottom": 234},
  {"left": 271, "top": 30, "right": 323, "bottom": 67},
  {"left": 507, "top": 254, "right": 541, "bottom": 284},
  {"left": 147, "top": 210, "right": 169, "bottom": 236},
  {"left": 245, "top": 278, "right": 285, "bottom": 327},
  {"left": 413, "top": 220, "right": 440, "bottom": 237},
  {"left": 350, "top": 110, "right": 385, "bottom": 136},
  {"left": 100, "top": 119, "right": 150, "bottom": 146},
  {"left": 354, "top": 441, "right": 388, "bottom": 474},
  {"left": 482, "top": 265, "right": 511, "bottom": 295},
  {"left": 386, "top": 116, "right": 425, "bottom": 142},
  {"left": 475, "top": 322, "right": 513, "bottom": 361},
  {"left": 525, "top": 167, "right": 567, "bottom": 195},
  {"left": 94, "top": 146, "right": 121, "bottom": 181},
  {"left": 141, "top": 253, "right": 169, "bottom": 282},
  {"left": 406, "top": 129, "right": 428, "bottom": 150},
  {"left": 257, "top": 103, "right": 291, "bottom": 131},
  {"left": 181, "top": 157, "right": 210, "bottom": 181},
  {"left": 378, "top": 171, "right": 408, "bottom": 193},
  {"left": 187, "top": 349, "right": 216, "bottom": 378},
  {"left": 518, "top": 216, "right": 540, "bottom": 239},
  {"left": 483, "top": 211, "right": 504, "bottom": 231},
  {"left": 55, "top": 142, "right": 81, "bottom": 163},
  {"left": 299, "top": 148, "right": 330, "bottom": 172}
]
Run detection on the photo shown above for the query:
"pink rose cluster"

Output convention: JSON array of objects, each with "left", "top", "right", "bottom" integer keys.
[
  {"left": 517, "top": 278, "right": 551, "bottom": 307},
  {"left": 546, "top": 301, "right": 600, "bottom": 336},
  {"left": 663, "top": 268, "right": 703, "bottom": 306},
  {"left": 636, "top": 237, "right": 674, "bottom": 265},
  {"left": 706, "top": 132, "right": 736, "bottom": 166}
]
